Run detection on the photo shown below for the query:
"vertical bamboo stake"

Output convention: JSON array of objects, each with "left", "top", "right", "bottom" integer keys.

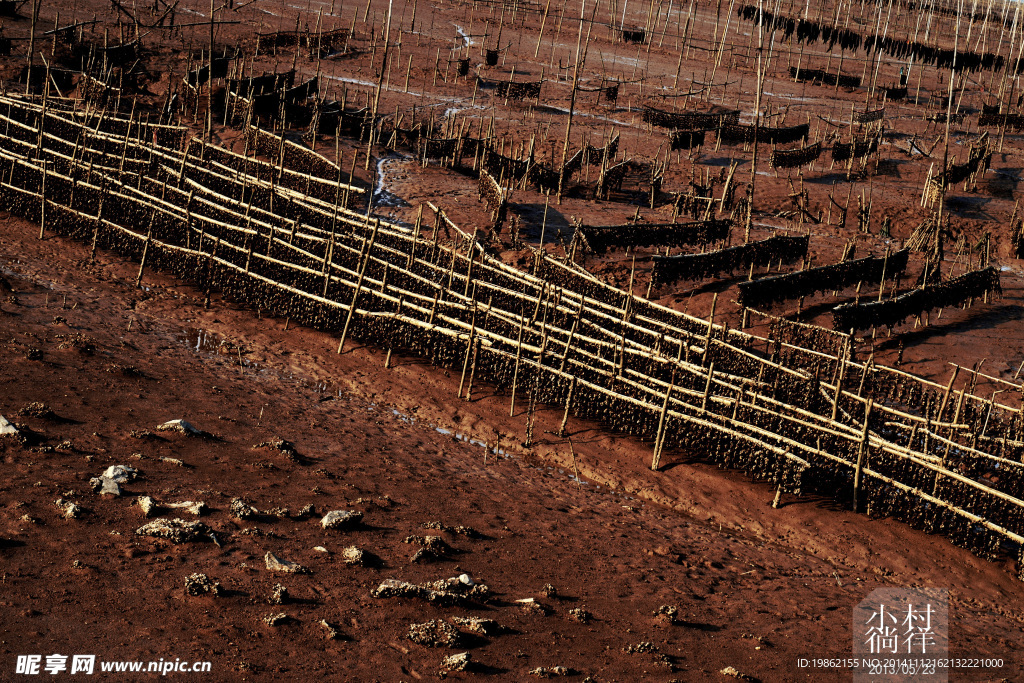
[
  {"left": 938, "top": 365, "right": 960, "bottom": 420},
  {"left": 27, "top": 0, "right": 40, "bottom": 96},
  {"left": 135, "top": 210, "right": 157, "bottom": 286},
  {"left": 700, "top": 362, "right": 715, "bottom": 411},
  {"left": 509, "top": 310, "right": 527, "bottom": 415},
  {"left": 337, "top": 224, "right": 379, "bottom": 352},
  {"left": 458, "top": 299, "right": 478, "bottom": 398},
  {"left": 366, "top": 0, "right": 394, "bottom": 169},
  {"left": 831, "top": 337, "right": 849, "bottom": 421},
  {"left": 557, "top": 0, "right": 590, "bottom": 202},
  {"left": 37, "top": 161, "right": 47, "bottom": 239},
  {"left": 651, "top": 369, "right": 677, "bottom": 470},
  {"left": 465, "top": 337, "right": 482, "bottom": 401},
  {"left": 702, "top": 292, "right": 717, "bottom": 365},
  {"left": 852, "top": 398, "right": 873, "bottom": 513},
  {"left": 559, "top": 376, "right": 577, "bottom": 436},
  {"left": 535, "top": 0, "right": 553, "bottom": 58}
]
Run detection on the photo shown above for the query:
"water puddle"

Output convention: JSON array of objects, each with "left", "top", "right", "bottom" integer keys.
[{"left": 372, "top": 153, "right": 411, "bottom": 208}]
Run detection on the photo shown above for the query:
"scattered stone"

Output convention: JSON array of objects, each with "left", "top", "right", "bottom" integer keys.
[
  {"left": 25, "top": 347, "right": 42, "bottom": 361},
  {"left": 320, "top": 619, "right": 341, "bottom": 640},
  {"left": 320, "top": 510, "right": 363, "bottom": 530},
  {"left": 166, "top": 501, "right": 207, "bottom": 516},
  {"left": 411, "top": 547, "right": 441, "bottom": 563},
  {"left": 654, "top": 605, "right": 680, "bottom": 625},
  {"left": 20, "top": 514, "right": 38, "bottom": 524},
  {"left": 103, "top": 465, "right": 139, "bottom": 483},
  {"left": 423, "top": 521, "right": 480, "bottom": 538},
  {"left": 405, "top": 535, "right": 452, "bottom": 562},
  {"left": 313, "top": 546, "right": 329, "bottom": 554},
  {"left": 529, "top": 666, "right": 573, "bottom": 677},
  {"left": 157, "top": 419, "right": 207, "bottom": 436},
  {"left": 270, "top": 583, "right": 289, "bottom": 605},
  {"left": 184, "top": 573, "right": 222, "bottom": 597},
  {"left": 297, "top": 504, "right": 316, "bottom": 518},
  {"left": 568, "top": 608, "right": 592, "bottom": 624},
  {"left": 265, "top": 507, "right": 290, "bottom": 517},
  {"left": 230, "top": 498, "right": 259, "bottom": 520},
  {"left": 55, "top": 440, "right": 73, "bottom": 451},
  {"left": 159, "top": 456, "right": 186, "bottom": 467},
  {"left": 516, "top": 598, "right": 551, "bottom": 615},
  {"left": 372, "top": 576, "right": 489, "bottom": 606},
  {"left": 253, "top": 439, "right": 297, "bottom": 459},
  {"left": 404, "top": 535, "right": 452, "bottom": 552},
  {"left": 129, "top": 430, "right": 156, "bottom": 440},
  {"left": 540, "top": 583, "right": 557, "bottom": 598},
  {"left": 89, "top": 477, "right": 122, "bottom": 496},
  {"left": 372, "top": 579, "right": 434, "bottom": 601},
  {"left": 450, "top": 616, "right": 502, "bottom": 636},
  {"left": 452, "top": 573, "right": 476, "bottom": 587},
  {"left": 18, "top": 402, "right": 55, "bottom": 419},
  {"left": 262, "top": 613, "right": 293, "bottom": 627},
  {"left": 137, "top": 496, "right": 158, "bottom": 518},
  {"left": 431, "top": 575, "right": 490, "bottom": 601},
  {"left": 264, "top": 552, "right": 308, "bottom": 574},
  {"left": 440, "top": 652, "right": 471, "bottom": 673},
  {"left": 341, "top": 546, "right": 366, "bottom": 566},
  {"left": 136, "top": 519, "right": 210, "bottom": 544},
  {"left": 407, "top": 619, "right": 462, "bottom": 648},
  {"left": 624, "top": 642, "right": 658, "bottom": 654},
  {"left": 719, "top": 666, "right": 757, "bottom": 681},
  {"left": 0, "top": 414, "right": 18, "bottom": 437},
  {"left": 54, "top": 499, "right": 81, "bottom": 519}
]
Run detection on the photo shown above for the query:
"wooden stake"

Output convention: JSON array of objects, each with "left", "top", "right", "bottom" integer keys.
[
  {"left": 852, "top": 399, "right": 874, "bottom": 513},
  {"left": 651, "top": 369, "right": 677, "bottom": 470}
]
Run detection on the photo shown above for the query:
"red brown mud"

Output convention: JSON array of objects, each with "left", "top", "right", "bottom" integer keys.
[
  {"left": 2, "top": 0, "right": 1024, "bottom": 679},
  {"left": 2, "top": 197, "right": 1023, "bottom": 682}
]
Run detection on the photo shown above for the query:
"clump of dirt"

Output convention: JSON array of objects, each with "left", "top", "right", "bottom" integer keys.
[
  {"left": 407, "top": 620, "right": 462, "bottom": 648},
  {"left": 135, "top": 519, "right": 210, "bottom": 544}
]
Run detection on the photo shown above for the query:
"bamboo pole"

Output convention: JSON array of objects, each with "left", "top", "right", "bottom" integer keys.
[
  {"left": 852, "top": 398, "right": 873, "bottom": 513},
  {"left": 650, "top": 369, "right": 677, "bottom": 470},
  {"left": 559, "top": 376, "right": 577, "bottom": 436},
  {"left": 337, "top": 223, "right": 380, "bottom": 352}
]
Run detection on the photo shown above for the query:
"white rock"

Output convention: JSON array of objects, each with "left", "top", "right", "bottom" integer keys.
[
  {"left": 90, "top": 477, "right": 122, "bottom": 496},
  {"left": 341, "top": 546, "right": 365, "bottom": 565},
  {"left": 264, "top": 551, "right": 307, "bottom": 574},
  {"left": 156, "top": 419, "right": 205, "bottom": 436},
  {"left": 320, "top": 510, "right": 363, "bottom": 530},
  {"left": 103, "top": 465, "right": 139, "bottom": 483},
  {"left": 167, "top": 501, "right": 207, "bottom": 515},
  {"left": 137, "top": 496, "right": 158, "bottom": 517},
  {"left": 441, "top": 652, "right": 471, "bottom": 672},
  {"left": 0, "top": 414, "right": 17, "bottom": 436}
]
